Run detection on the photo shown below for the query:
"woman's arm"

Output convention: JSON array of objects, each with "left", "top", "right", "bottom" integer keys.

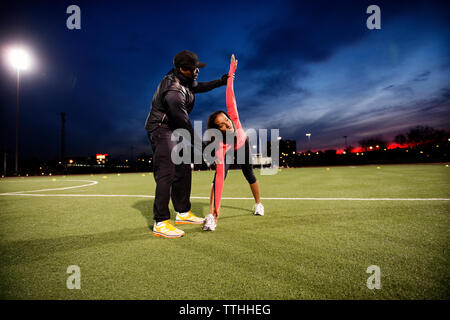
[
  {"left": 226, "top": 54, "right": 242, "bottom": 130},
  {"left": 213, "top": 144, "right": 226, "bottom": 217},
  {"left": 214, "top": 162, "right": 225, "bottom": 217},
  {"left": 209, "top": 183, "right": 215, "bottom": 214},
  {"left": 210, "top": 55, "right": 244, "bottom": 219}
]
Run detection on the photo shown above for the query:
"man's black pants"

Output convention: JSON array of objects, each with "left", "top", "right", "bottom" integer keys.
[{"left": 148, "top": 127, "right": 191, "bottom": 222}]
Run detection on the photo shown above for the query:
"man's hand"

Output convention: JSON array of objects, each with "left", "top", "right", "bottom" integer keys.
[
  {"left": 220, "top": 74, "right": 229, "bottom": 85},
  {"left": 221, "top": 73, "right": 235, "bottom": 85}
]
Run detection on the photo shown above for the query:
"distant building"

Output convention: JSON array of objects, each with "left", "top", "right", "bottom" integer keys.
[
  {"left": 280, "top": 139, "right": 296, "bottom": 155},
  {"left": 96, "top": 153, "right": 110, "bottom": 164},
  {"left": 279, "top": 139, "right": 297, "bottom": 167}
]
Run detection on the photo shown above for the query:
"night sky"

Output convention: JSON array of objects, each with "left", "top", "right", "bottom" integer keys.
[{"left": 1, "top": 0, "right": 449, "bottom": 160}]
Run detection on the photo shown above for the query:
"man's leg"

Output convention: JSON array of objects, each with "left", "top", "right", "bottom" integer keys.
[
  {"left": 172, "top": 162, "right": 205, "bottom": 225},
  {"left": 148, "top": 129, "right": 185, "bottom": 238},
  {"left": 171, "top": 163, "right": 192, "bottom": 213},
  {"left": 149, "top": 128, "right": 175, "bottom": 223}
]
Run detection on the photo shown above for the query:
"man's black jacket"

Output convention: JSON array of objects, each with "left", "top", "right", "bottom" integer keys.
[{"left": 144, "top": 68, "right": 226, "bottom": 143}]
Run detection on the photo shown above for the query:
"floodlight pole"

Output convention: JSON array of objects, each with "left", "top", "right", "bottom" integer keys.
[
  {"left": 306, "top": 133, "right": 311, "bottom": 151},
  {"left": 15, "top": 69, "right": 20, "bottom": 175}
]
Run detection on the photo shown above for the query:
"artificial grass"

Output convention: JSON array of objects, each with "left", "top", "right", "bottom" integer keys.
[{"left": 0, "top": 164, "right": 448, "bottom": 299}]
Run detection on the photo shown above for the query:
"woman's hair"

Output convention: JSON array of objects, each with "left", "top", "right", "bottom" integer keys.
[
  {"left": 205, "top": 110, "right": 236, "bottom": 146},
  {"left": 207, "top": 110, "right": 231, "bottom": 130}
]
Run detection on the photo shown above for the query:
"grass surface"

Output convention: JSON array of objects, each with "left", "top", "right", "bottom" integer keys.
[{"left": 0, "top": 164, "right": 449, "bottom": 299}]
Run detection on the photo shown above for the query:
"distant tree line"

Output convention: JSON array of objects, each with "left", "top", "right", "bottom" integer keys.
[{"left": 359, "top": 126, "right": 449, "bottom": 151}]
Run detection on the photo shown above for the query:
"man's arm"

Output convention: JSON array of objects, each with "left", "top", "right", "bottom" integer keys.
[{"left": 191, "top": 74, "right": 228, "bottom": 93}]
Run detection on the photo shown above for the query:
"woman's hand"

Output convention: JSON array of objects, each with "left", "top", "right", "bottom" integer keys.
[
  {"left": 231, "top": 54, "right": 238, "bottom": 67},
  {"left": 229, "top": 54, "right": 238, "bottom": 74}
]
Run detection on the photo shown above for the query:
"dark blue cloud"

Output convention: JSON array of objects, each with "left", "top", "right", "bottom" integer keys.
[{"left": 0, "top": 0, "right": 449, "bottom": 159}]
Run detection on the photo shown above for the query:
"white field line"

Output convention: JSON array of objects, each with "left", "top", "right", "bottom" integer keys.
[
  {"left": 0, "top": 193, "right": 449, "bottom": 201},
  {"left": 0, "top": 179, "right": 448, "bottom": 200},
  {"left": 0, "top": 180, "right": 57, "bottom": 183},
  {"left": 0, "top": 180, "right": 98, "bottom": 194}
]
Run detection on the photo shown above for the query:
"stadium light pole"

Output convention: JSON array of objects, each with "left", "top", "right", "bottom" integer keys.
[
  {"left": 6, "top": 47, "right": 32, "bottom": 175},
  {"left": 306, "top": 133, "right": 311, "bottom": 151}
]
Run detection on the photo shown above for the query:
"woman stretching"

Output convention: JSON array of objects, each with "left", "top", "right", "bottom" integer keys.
[{"left": 203, "top": 54, "right": 264, "bottom": 231}]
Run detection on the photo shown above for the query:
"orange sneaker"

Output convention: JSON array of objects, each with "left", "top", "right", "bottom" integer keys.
[
  {"left": 175, "top": 211, "right": 205, "bottom": 225},
  {"left": 153, "top": 220, "right": 185, "bottom": 238}
]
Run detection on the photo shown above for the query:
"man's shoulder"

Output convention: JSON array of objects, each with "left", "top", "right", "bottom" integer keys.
[{"left": 160, "top": 70, "right": 187, "bottom": 94}]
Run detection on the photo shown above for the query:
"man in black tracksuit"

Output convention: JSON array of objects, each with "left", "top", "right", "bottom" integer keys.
[{"left": 144, "top": 50, "right": 228, "bottom": 237}]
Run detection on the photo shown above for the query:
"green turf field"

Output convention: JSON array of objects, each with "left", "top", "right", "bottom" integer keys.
[{"left": 0, "top": 164, "right": 449, "bottom": 299}]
